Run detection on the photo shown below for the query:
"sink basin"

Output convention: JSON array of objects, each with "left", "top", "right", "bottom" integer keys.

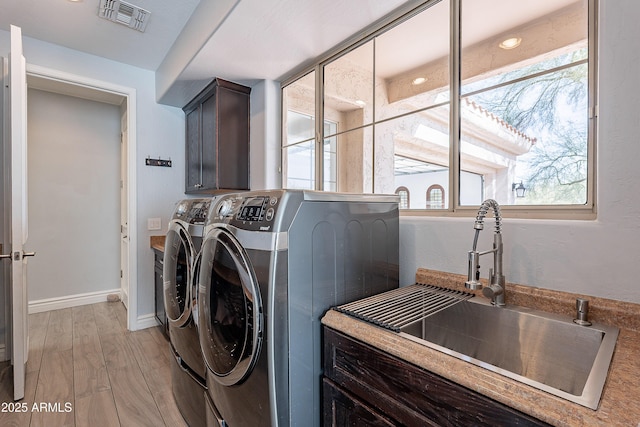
[{"left": 399, "top": 298, "right": 619, "bottom": 410}]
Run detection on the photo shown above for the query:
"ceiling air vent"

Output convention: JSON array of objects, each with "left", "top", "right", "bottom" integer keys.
[{"left": 98, "top": 0, "right": 150, "bottom": 32}]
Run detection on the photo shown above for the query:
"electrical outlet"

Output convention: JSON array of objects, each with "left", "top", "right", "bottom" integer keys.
[{"left": 147, "top": 217, "right": 162, "bottom": 231}]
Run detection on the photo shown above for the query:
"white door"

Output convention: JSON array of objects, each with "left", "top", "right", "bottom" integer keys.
[
  {"left": 7, "top": 25, "right": 31, "bottom": 401},
  {"left": 120, "top": 112, "right": 129, "bottom": 308}
]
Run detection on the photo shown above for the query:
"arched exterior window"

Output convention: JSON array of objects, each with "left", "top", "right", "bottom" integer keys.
[
  {"left": 426, "top": 185, "right": 444, "bottom": 209},
  {"left": 395, "top": 186, "right": 410, "bottom": 209}
]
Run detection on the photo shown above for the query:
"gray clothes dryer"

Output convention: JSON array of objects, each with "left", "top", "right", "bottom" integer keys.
[
  {"left": 197, "top": 189, "right": 399, "bottom": 426},
  {"left": 163, "top": 198, "right": 211, "bottom": 427}
]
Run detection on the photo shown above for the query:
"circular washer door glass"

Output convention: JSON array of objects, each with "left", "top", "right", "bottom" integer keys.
[
  {"left": 198, "top": 228, "right": 263, "bottom": 386},
  {"left": 163, "top": 225, "right": 194, "bottom": 325}
]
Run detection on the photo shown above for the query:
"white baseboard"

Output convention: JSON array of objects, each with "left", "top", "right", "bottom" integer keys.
[
  {"left": 135, "top": 313, "right": 160, "bottom": 330},
  {"left": 121, "top": 288, "right": 129, "bottom": 309},
  {"left": 29, "top": 288, "right": 122, "bottom": 314}
]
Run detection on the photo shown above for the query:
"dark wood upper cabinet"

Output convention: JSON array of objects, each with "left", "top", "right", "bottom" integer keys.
[{"left": 183, "top": 78, "right": 251, "bottom": 194}]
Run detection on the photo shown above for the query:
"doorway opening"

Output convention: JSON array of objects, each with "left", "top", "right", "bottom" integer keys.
[{"left": 25, "top": 65, "right": 138, "bottom": 331}]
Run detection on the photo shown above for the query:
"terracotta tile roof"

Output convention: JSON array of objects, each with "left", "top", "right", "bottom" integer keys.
[{"left": 463, "top": 97, "right": 537, "bottom": 145}]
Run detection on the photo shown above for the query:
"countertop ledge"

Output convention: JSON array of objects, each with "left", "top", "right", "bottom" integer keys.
[
  {"left": 150, "top": 235, "right": 165, "bottom": 253},
  {"left": 321, "top": 269, "right": 640, "bottom": 427}
]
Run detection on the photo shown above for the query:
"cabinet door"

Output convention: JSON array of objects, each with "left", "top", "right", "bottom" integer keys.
[
  {"left": 183, "top": 78, "right": 251, "bottom": 194},
  {"left": 185, "top": 107, "right": 202, "bottom": 192},
  {"left": 200, "top": 92, "right": 218, "bottom": 191},
  {"left": 323, "top": 327, "right": 550, "bottom": 427},
  {"left": 323, "top": 378, "right": 402, "bottom": 427},
  {"left": 217, "top": 87, "right": 249, "bottom": 190}
]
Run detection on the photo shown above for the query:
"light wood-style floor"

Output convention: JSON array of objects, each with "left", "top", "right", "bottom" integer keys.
[{"left": 0, "top": 301, "right": 188, "bottom": 427}]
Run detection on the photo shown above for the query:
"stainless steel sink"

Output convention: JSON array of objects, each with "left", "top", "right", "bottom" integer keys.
[{"left": 399, "top": 298, "right": 619, "bottom": 410}]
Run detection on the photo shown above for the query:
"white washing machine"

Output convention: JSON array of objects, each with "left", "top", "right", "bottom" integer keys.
[
  {"left": 197, "top": 189, "right": 399, "bottom": 426},
  {"left": 163, "top": 198, "right": 211, "bottom": 427}
]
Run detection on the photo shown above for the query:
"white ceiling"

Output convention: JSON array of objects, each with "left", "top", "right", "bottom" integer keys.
[
  {"left": 1, "top": 0, "right": 410, "bottom": 102},
  {"left": 0, "top": 0, "right": 200, "bottom": 71},
  {"left": 1, "top": 0, "right": 580, "bottom": 106}
]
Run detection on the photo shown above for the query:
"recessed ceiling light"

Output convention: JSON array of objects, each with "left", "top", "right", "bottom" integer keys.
[
  {"left": 499, "top": 37, "right": 522, "bottom": 50},
  {"left": 412, "top": 77, "right": 428, "bottom": 85}
]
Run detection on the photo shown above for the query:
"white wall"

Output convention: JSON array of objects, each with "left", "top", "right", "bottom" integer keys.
[
  {"left": 249, "top": 80, "right": 282, "bottom": 190},
  {"left": 0, "top": 31, "right": 186, "bottom": 319},
  {"left": 27, "top": 89, "right": 120, "bottom": 301},
  {"left": 399, "top": 0, "right": 640, "bottom": 304}
]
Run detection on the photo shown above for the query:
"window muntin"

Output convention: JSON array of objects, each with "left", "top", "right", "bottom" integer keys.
[{"left": 281, "top": 0, "right": 595, "bottom": 216}]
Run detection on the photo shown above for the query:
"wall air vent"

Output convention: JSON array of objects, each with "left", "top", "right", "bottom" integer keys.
[{"left": 98, "top": 0, "right": 150, "bottom": 32}]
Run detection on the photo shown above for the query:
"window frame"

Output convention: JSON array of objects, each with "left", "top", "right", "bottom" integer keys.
[{"left": 281, "top": 0, "right": 598, "bottom": 220}]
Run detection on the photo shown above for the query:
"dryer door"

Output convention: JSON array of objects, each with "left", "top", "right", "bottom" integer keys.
[
  {"left": 163, "top": 222, "right": 195, "bottom": 327},
  {"left": 198, "top": 227, "right": 263, "bottom": 386}
]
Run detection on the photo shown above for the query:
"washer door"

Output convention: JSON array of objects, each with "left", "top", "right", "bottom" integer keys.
[
  {"left": 198, "top": 228, "right": 263, "bottom": 386},
  {"left": 163, "top": 222, "right": 195, "bottom": 327}
]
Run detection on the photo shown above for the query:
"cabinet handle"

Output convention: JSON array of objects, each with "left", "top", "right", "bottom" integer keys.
[{"left": 0, "top": 253, "right": 11, "bottom": 260}]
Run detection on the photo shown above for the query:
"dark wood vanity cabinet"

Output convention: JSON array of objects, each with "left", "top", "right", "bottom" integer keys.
[
  {"left": 323, "top": 326, "right": 550, "bottom": 427},
  {"left": 183, "top": 78, "right": 251, "bottom": 194}
]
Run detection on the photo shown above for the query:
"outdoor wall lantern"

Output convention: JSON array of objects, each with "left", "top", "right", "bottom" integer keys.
[{"left": 512, "top": 181, "right": 526, "bottom": 198}]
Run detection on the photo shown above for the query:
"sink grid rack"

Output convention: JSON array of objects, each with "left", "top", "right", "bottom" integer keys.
[{"left": 335, "top": 283, "right": 474, "bottom": 332}]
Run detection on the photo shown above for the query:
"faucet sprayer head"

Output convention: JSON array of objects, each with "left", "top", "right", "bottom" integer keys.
[{"left": 473, "top": 199, "right": 502, "bottom": 233}]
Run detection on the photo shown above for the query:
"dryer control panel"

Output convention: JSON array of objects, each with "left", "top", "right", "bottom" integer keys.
[
  {"left": 212, "top": 192, "right": 283, "bottom": 232},
  {"left": 235, "top": 195, "right": 281, "bottom": 231},
  {"left": 237, "top": 197, "right": 269, "bottom": 222}
]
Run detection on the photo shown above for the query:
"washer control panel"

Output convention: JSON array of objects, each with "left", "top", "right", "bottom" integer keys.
[{"left": 188, "top": 200, "right": 210, "bottom": 224}]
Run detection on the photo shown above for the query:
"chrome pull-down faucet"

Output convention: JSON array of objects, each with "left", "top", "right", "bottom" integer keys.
[{"left": 465, "top": 199, "right": 506, "bottom": 307}]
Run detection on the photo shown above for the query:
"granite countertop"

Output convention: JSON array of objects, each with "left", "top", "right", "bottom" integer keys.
[
  {"left": 321, "top": 268, "right": 640, "bottom": 426},
  {"left": 150, "top": 235, "right": 165, "bottom": 253}
]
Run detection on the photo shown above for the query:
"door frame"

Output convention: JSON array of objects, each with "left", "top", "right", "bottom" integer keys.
[
  {"left": 1, "top": 58, "right": 8, "bottom": 361},
  {"left": 25, "top": 64, "right": 139, "bottom": 331}
]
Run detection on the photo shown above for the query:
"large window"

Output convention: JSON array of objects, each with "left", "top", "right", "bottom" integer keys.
[{"left": 282, "top": 0, "right": 596, "bottom": 217}]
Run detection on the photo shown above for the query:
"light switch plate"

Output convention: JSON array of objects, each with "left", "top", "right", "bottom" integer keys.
[{"left": 147, "top": 217, "right": 161, "bottom": 230}]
